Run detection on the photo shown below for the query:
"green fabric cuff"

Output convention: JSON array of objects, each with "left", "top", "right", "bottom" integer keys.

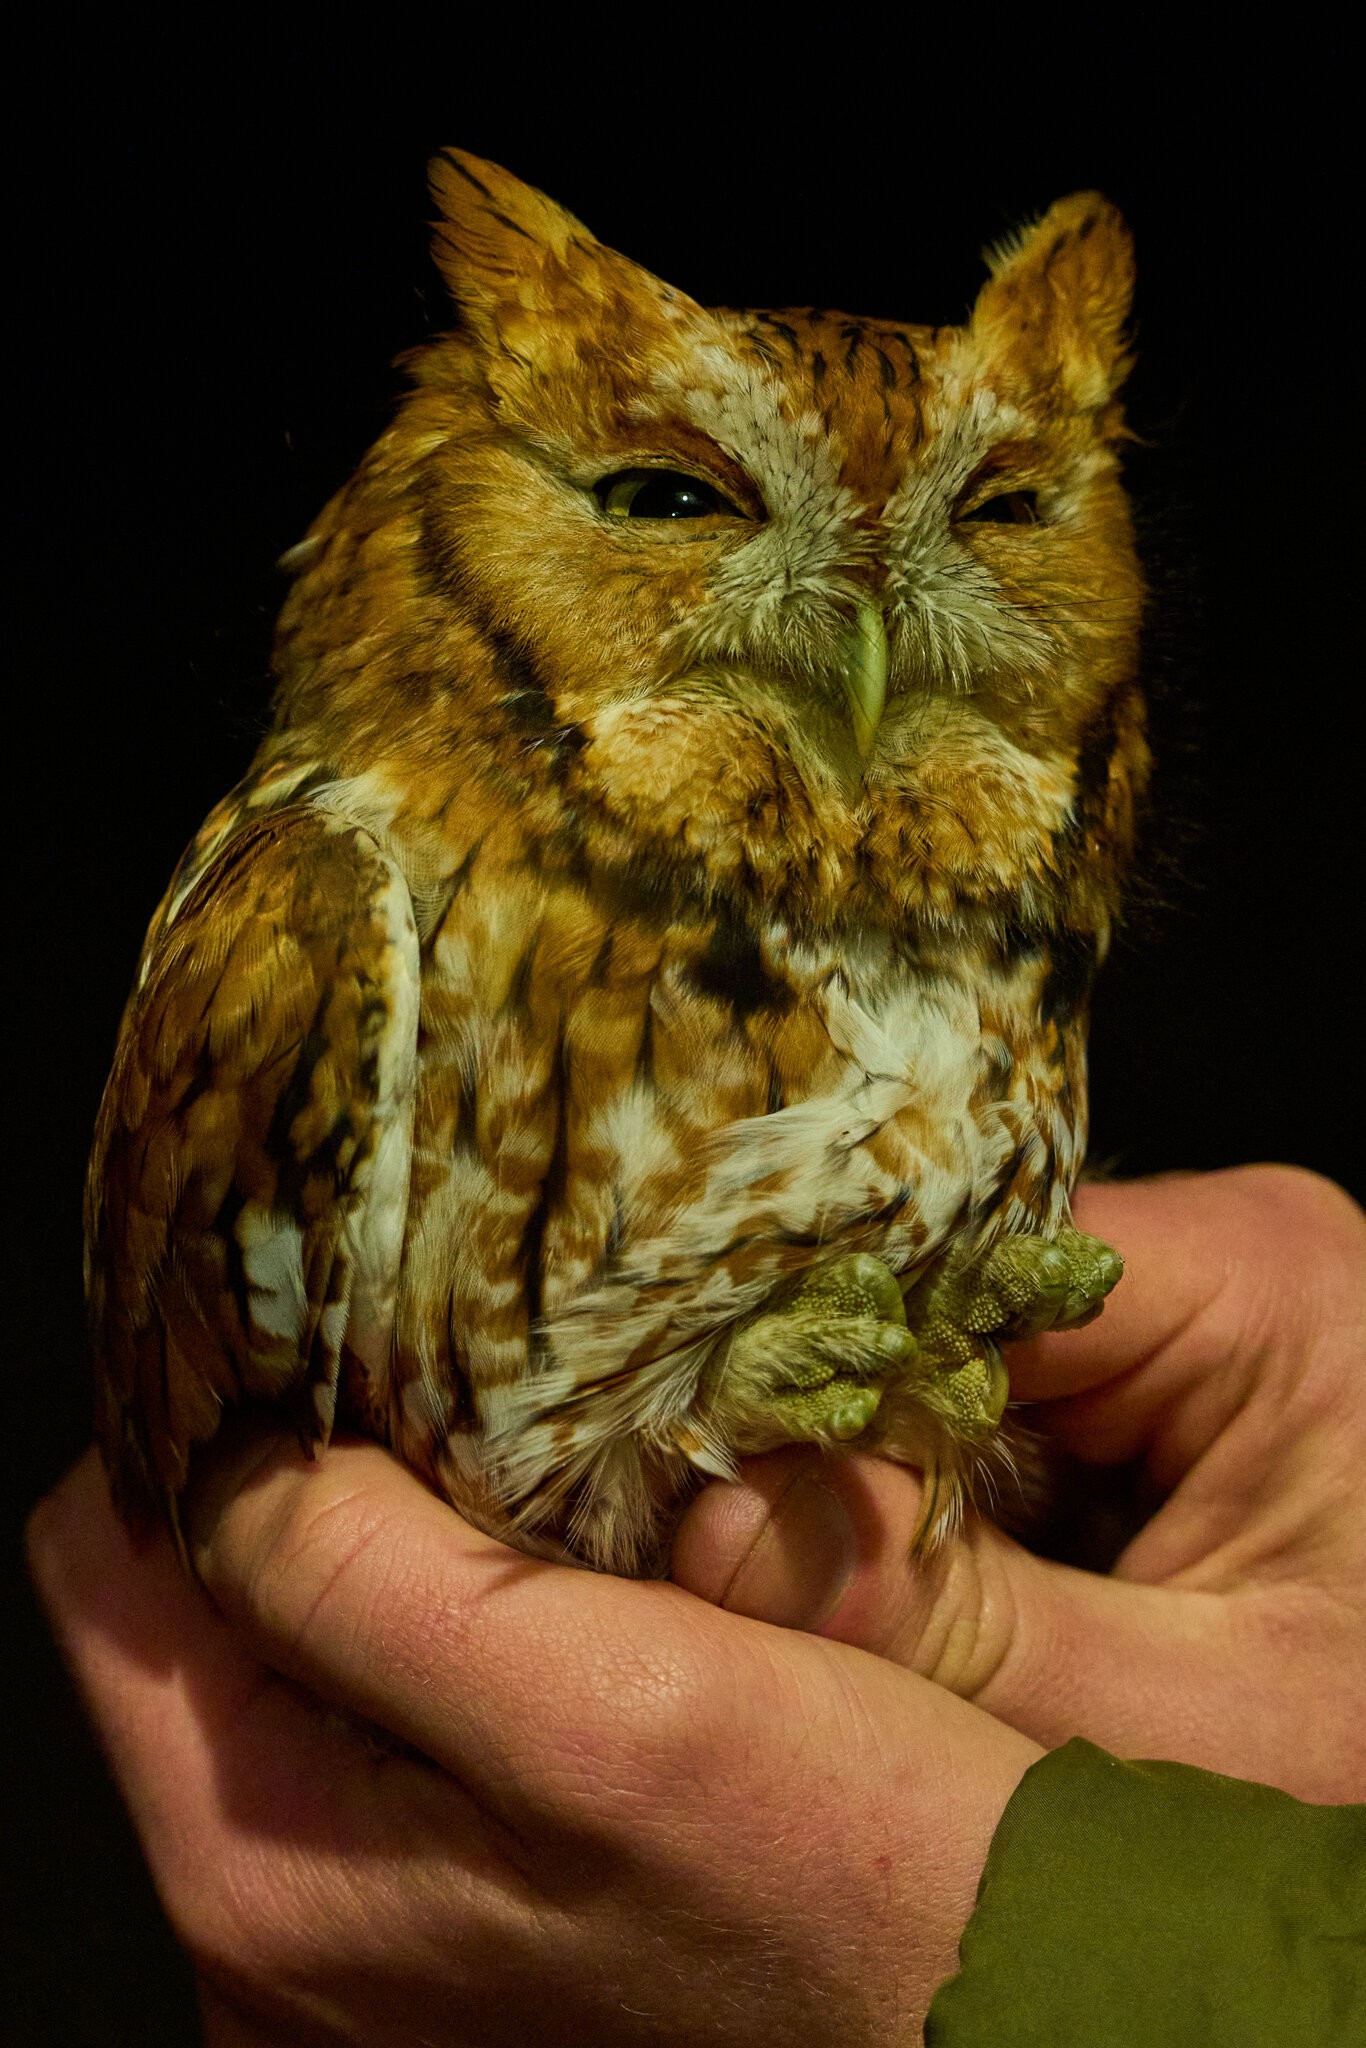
[{"left": 924, "top": 1738, "right": 1366, "bottom": 2046}]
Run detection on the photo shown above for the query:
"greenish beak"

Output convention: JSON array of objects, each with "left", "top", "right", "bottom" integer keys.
[{"left": 839, "top": 602, "right": 888, "bottom": 757}]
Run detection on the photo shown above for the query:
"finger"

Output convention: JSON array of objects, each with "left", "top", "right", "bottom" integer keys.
[
  {"left": 26, "top": 1447, "right": 267, "bottom": 1781},
  {"left": 674, "top": 1451, "right": 1009, "bottom": 1681},
  {"left": 672, "top": 1448, "right": 1366, "bottom": 1799},
  {"left": 668, "top": 1446, "right": 863, "bottom": 1630},
  {"left": 27, "top": 1453, "right": 579, "bottom": 2034},
  {"left": 184, "top": 1420, "right": 1046, "bottom": 1895},
  {"left": 25, "top": 1451, "right": 502, "bottom": 1914},
  {"left": 184, "top": 1425, "right": 763, "bottom": 1828},
  {"left": 671, "top": 1444, "right": 916, "bottom": 1636}
]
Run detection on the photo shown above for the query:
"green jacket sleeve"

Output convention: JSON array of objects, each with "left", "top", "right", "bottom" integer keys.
[{"left": 923, "top": 1738, "right": 1365, "bottom": 2047}]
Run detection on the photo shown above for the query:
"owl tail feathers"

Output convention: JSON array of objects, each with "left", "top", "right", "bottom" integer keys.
[
  {"left": 94, "top": 1393, "right": 185, "bottom": 1560},
  {"left": 90, "top": 1249, "right": 351, "bottom": 1578}
]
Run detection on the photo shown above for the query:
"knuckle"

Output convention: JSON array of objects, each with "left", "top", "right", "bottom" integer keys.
[
  {"left": 552, "top": 1631, "right": 733, "bottom": 1825},
  {"left": 915, "top": 1529, "right": 1009, "bottom": 1699},
  {"left": 212, "top": 1461, "right": 398, "bottom": 1667},
  {"left": 1225, "top": 1164, "right": 1366, "bottom": 1269}
]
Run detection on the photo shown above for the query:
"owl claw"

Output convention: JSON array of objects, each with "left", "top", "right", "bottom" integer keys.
[
  {"left": 766, "top": 1379, "right": 886, "bottom": 1445},
  {"left": 711, "top": 1253, "right": 915, "bottom": 1454},
  {"left": 789, "top": 1251, "right": 908, "bottom": 1329},
  {"left": 896, "top": 1227, "right": 1123, "bottom": 1441}
]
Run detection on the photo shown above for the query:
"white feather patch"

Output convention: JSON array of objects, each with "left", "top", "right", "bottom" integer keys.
[
  {"left": 237, "top": 1208, "right": 308, "bottom": 1343},
  {"left": 343, "top": 856, "right": 421, "bottom": 1378}
]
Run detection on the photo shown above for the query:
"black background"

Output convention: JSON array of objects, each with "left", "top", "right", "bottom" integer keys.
[{"left": 9, "top": 51, "right": 1359, "bottom": 2044}]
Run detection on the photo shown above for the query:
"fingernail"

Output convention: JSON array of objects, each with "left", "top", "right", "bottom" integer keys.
[{"left": 723, "top": 1471, "right": 859, "bottom": 1631}]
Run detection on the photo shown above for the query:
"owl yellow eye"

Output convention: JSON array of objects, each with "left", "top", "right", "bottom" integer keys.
[
  {"left": 595, "top": 469, "right": 745, "bottom": 521},
  {"left": 959, "top": 489, "right": 1040, "bottom": 526}
]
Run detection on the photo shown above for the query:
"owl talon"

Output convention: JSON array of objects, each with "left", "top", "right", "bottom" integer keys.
[
  {"left": 711, "top": 1253, "right": 914, "bottom": 1453},
  {"left": 895, "top": 1228, "right": 1123, "bottom": 1441},
  {"left": 769, "top": 1381, "right": 885, "bottom": 1444}
]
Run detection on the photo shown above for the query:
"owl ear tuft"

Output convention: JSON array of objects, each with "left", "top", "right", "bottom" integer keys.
[
  {"left": 429, "top": 149, "right": 597, "bottom": 340},
  {"left": 970, "top": 194, "right": 1134, "bottom": 413},
  {"left": 430, "top": 147, "right": 694, "bottom": 358}
]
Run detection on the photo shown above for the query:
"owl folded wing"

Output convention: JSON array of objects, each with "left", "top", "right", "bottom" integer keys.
[{"left": 85, "top": 805, "right": 419, "bottom": 1544}]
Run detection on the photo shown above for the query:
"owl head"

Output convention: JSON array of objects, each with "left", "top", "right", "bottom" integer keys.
[{"left": 274, "top": 151, "right": 1147, "bottom": 943}]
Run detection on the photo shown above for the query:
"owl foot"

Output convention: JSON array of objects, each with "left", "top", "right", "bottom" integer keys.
[
  {"left": 706, "top": 1233, "right": 1122, "bottom": 1465},
  {"left": 898, "top": 1228, "right": 1124, "bottom": 1443},
  {"left": 907, "top": 1227, "right": 1124, "bottom": 1346},
  {"left": 712, "top": 1253, "right": 917, "bottom": 1455}
]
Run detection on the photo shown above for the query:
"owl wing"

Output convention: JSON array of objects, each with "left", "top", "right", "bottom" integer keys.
[{"left": 86, "top": 804, "right": 419, "bottom": 1542}]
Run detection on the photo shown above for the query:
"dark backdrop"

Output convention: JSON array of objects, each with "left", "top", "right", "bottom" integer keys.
[{"left": 9, "top": 56, "right": 1358, "bottom": 2045}]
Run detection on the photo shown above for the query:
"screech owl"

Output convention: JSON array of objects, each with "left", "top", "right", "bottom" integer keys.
[{"left": 86, "top": 150, "right": 1147, "bottom": 1576}]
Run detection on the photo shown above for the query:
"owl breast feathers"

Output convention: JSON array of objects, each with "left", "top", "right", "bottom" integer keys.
[{"left": 86, "top": 151, "right": 1147, "bottom": 1574}]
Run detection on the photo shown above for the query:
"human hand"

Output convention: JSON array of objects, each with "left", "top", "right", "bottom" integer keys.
[
  {"left": 673, "top": 1167, "right": 1366, "bottom": 1802},
  {"left": 29, "top": 1168, "right": 1360, "bottom": 2045},
  {"left": 27, "top": 1433, "right": 1038, "bottom": 2046}
]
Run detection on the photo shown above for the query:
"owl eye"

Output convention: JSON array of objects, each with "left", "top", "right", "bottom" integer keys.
[
  {"left": 959, "top": 489, "right": 1040, "bottom": 526},
  {"left": 595, "top": 469, "right": 745, "bottom": 521}
]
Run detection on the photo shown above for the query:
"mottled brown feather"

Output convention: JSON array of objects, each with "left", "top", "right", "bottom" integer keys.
[
  {"left": 87, "top": 807, "right": 416, "bottom": 1540},
  {"left": 88, "top": 152, "right": 1147, "bottom": 1574}
]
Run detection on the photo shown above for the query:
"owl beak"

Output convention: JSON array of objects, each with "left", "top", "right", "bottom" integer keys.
[{"left": 838, "top": 602, "right": 888, "bottom": 757}]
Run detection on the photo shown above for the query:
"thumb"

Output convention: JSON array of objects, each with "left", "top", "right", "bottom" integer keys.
[
  {"left": 670, "top": 1448, "right": 1350, "bottom": 1794},
  {"left": 673, "top": 1448, "right": 1056, "bottom": 1694}
]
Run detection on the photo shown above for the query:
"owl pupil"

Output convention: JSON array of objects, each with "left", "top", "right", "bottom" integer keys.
[
  {"left": 961, "top": 489, "right": 1040, "bottom": 525},
  {"left": 634, "top": 476, "right": 711, "bottom": 517},
  {"left": 597, "top": 470, "right": 739, "bottom": 520}
]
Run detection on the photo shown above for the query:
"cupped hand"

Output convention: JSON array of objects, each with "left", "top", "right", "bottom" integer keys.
[
  {"left": 674, "top": 1167, "right": 1366, "bottom": 1802},
  {"left": 29, "top": 1167, "right": 1362, "bottom": 2046},
  {"left": 27, "top": 1431, "right": 1036, "bottom": 2047}
]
